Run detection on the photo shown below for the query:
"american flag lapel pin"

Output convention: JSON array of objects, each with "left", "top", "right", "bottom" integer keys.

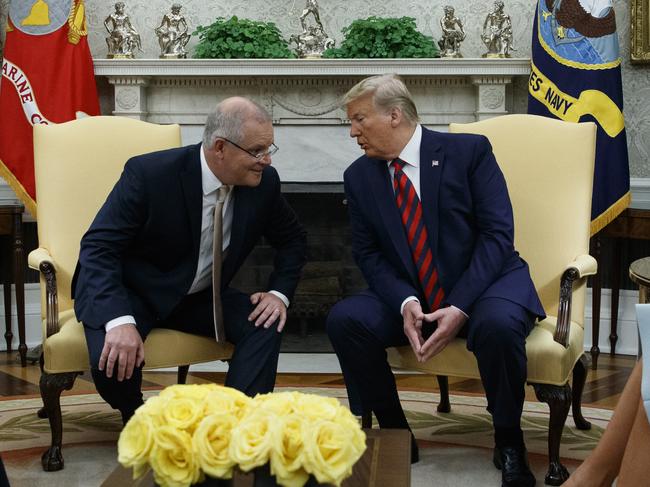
[{"left": 432, "top": 160, "right": 439, "bottom": 167}]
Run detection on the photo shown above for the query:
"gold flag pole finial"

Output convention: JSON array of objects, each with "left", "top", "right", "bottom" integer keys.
[{"left": 68, "top": 0, "right": 87, "bottom": 44}]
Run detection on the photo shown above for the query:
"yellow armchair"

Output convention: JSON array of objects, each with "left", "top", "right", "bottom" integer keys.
[
  {"left": 30, "top": 116, "right": 233, "bottom": 471},
  {"left": 387, "top": 114, "right": 597, "bottom": 486}
]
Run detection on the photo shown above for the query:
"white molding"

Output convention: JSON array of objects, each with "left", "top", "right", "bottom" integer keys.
[
  {"left": 93, "top": 58, "right": 532, "bottom": 77},
  {"left": 630, "top": 178, "right": 650, "bottom": 210}
]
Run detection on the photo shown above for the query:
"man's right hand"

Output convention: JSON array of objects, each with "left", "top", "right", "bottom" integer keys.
[
  {"left": 403, "top": 300, "right": 425, "bottom": 358},
  {"left": 99, "top": 324, "right": 145, "bottom": 382}
]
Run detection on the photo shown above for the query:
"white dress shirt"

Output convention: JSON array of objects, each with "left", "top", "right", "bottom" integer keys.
[
  {"left": 105, "top": 144, "right": 288, "bottom": 332},
  {"left": 388, "top": 125, "right": 467, "bottom": 318}
]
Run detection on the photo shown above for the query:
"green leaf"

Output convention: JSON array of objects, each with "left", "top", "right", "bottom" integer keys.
[
  {"left": 331, "top": 16, "right": 439, "bottom": 59},
  {"left": 192, "top": 16, "right": 293, "bottom": 59}
]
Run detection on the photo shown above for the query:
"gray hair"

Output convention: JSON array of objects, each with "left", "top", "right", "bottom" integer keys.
[
  {"left": 202, "top": 98, "right": 271, "bottom": 147},
  {"left": 342, "top": 74, "right": 419, "bottom": 124}
]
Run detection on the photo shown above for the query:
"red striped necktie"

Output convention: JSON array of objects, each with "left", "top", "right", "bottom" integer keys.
[{"left": 391, "top": 158, "right": 445, "bottom": 312}]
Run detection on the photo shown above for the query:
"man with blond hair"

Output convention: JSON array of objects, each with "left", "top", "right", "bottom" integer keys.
[{"left": 327, "top": 74, "right": 543, "bottom": 487}]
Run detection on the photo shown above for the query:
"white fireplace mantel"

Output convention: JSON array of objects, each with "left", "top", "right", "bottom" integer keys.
[
  {"left": 93, "top": 58, "right": 532, "bottom": 182},
  {"left": 93, "top": 58, "right": 531, "bottom": 77}
]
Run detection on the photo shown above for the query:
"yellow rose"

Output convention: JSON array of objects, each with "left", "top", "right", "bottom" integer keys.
[
  {"left": 294, "top": 393, "right": 341, "bottom": 422},
  {"left": 136, "top": 395, "right": 169, "bottom": 426},
  {"left": 150, "top": 425, "right": 201, "bottom": 487},
  {"left": 254, "top": 391, "right": 299, "bottom": 416},
  {"left": 269, "top": 414, "right": 310, "bottom": 487},
  {"left": 336, "top": 412, "right": 367, "bottom": 457},
  {"left": 160, "top": 383, "right": 218, "bottom": 402},
  {"left": 203, "top": 387, "right": 252, "bottom": 420},
  {"left": 229, "top": 410, "right": 273, "bottom": 472},
  {"left": 118, "top": 413, "right": 155, "bottom": 479},
  {"left": 303, "top": 419, "right": 365, "bottom": 486},
  {"left": 162, "top": 396, "right": 204, "bottom": 433},
  {"left": 192, "top": 412, "right": 238, "bottom": 480}
]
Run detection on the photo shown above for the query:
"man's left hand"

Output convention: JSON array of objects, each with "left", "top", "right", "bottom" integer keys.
[
  {"left": 249, "top": 292, "right": 287, "bottom": 331},
  {"left": 418, "top": 306, "right": 467, "bottom": 362}
]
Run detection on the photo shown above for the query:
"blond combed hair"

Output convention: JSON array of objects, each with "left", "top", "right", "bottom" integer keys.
[{"left": 342, "top": 74, "right": 419, "bottom": 124}]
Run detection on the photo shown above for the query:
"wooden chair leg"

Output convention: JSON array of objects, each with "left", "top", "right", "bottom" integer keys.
[
  {"left": 533, "top": 383, "right": 571, "bottom": 486},
  {"left": 177, "top": 365, "right": 190, "bottom": 384},
  {"left": 39, "top": 370, "right": 79, "bottom": 471},
  {"left": 436, "top": 375, "right": 451, "bottom": 413},
  {"left": 572, "top": 355, "right": 592, "bottom": 430}
]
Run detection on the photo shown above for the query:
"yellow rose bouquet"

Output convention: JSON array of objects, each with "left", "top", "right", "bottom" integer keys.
[{"left": 118, "top": 384, "right": 366, "bottom": 487}]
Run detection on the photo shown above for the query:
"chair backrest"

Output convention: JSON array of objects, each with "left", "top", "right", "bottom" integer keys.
[
  {"left": 450, "top": 115, "right": 596, "bottom": 327},
  {"left": 33, "top": 116, "right": 182, "bottom": 314}
]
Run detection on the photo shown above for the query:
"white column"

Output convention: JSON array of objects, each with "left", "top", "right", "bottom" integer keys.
[
  {"left": 108, "top": 76, "right": 150, "bottom": 120},
  {"left": 472, "top": 75, "right": 512, "bottom": 121}
]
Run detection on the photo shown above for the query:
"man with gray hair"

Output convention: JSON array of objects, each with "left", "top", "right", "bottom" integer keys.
[
  {"left": 327, "top": 75, "right": 543, "bottom": 486},
  {"left": 73, "top": 97, "right": 307, "bottom": 424}
]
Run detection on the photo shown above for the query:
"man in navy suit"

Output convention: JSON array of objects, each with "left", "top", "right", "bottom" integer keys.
[
  {"left": 327, "top": 75, "right": 543, "bottom": 487},
  {"left": 73, "top": 97, "right": 307, "bottom": 424}
]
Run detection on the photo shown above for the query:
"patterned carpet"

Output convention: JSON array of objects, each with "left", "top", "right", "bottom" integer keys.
[{"left": 0, "top": 386, "right": 609, "bottom": 458}]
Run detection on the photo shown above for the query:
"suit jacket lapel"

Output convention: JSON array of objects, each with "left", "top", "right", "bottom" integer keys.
[
  {"left": 368, "top": 159, "right": 418, "bottom": 283},
  {"left": 180, "top": 144, "right": 203, "bottom": 262},
  {"left": 419, "top": 128, "right": 444, "bottom": 267}
]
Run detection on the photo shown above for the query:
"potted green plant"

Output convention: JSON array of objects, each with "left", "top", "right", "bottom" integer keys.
[
  {"left": 193, "top": 16, "right": 294, "bottom": 59},
  {"left": 323, "top": 16, "right": 439, "bottom": 58}
]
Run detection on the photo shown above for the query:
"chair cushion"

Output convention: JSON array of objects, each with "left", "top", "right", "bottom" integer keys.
[
  {"left": 42, "top": 309, "right": 233, "bottom": 374},
  {"left": 387, "top": 316, "right": 584, "bottom": 386}
]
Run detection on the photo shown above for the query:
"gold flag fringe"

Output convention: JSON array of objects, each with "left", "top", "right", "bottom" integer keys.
[
  {"left": 0, "top": 159, "right": 37, "bottom": 218},
  {"left": 590, "top": 191, "right": 630, "bottom": 236}
]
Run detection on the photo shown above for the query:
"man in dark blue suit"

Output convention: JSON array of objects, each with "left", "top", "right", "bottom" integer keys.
[
  {"left": 73, "top": 97, "right": 307, "bottom": 424},
  {"left": 327, "top": 75, "right": 544, "bottom": 487}
]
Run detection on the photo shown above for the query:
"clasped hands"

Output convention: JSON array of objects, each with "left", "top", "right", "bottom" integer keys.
[
  {"left": 403, "top": 300, "right": 467, "bottom": 363},
  {"left": 99, "top": 291, "right": 287, "bottom": 382}
]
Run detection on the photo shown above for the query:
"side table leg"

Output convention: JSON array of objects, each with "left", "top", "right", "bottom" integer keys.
[
  {"left": 590, "top": 236, "right": 602, "bottom": 370},
  {"left": 13, "top": 213, "right": 26, "bottom": 367},
  {"left": 3, "top": 278, "right": 12, "bottom": 352},
  {"left": 609, "top": 238, "right": 622, "bottom": 356}
]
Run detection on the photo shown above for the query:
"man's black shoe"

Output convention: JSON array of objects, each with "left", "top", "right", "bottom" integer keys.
[
  {"left": 493, "top": 446, "right": 536, "bottom": 487},
  {"left": 411, "top": 433, "right": 419, "bottom": 464}
]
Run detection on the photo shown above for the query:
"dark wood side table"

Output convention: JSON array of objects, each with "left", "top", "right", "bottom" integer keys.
[
  {"left": 0, "top": 204, "right": 26, "bottom": 367},
  {"left": 591, "top": 208, "right": 650, "bottom": 369},
  {"left": 630, "top": 258, "right": 650, "bottom": 304},
  {"left": 102, "top": 428, "right": 411, "bottom": 487}
]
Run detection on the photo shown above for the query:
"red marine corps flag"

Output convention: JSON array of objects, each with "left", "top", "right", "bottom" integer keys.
[{"left": 0, "top": 0, "right": 99, "bottom": 217}]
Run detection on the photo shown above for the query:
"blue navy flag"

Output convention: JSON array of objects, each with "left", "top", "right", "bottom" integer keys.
[{"left": 528, "top": 0, "right": 630, "bottom": 235}]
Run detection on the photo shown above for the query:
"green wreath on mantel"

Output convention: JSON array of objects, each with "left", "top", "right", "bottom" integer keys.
[
  {"left": 323, "top": 16, "right": 440, "bottom": 58},
  {"left": 193, "top": 16, "right": 295, "bottom": 59}
]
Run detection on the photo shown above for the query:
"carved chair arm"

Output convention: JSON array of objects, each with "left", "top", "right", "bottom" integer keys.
[
  {"left": 565, "top": 254, "right": 597, "bottom": 279},
  {"left": 28, "top": 248, "right": 60, "bottom": 338},
  {"left": 554, "top": 254, "right": 598, "bottom": 347}
]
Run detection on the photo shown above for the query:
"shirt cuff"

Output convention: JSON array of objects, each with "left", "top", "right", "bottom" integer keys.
[
  {"left": 269, "top": 290, "right": 290, "bottom": 308},
  {"left": 400, "top": 296, "right": 420, "bottom": 315},
  {"left": 450, "top": 305, "right": 469, "bottom": 319},
  {"left": 105, "top": 315, "right": 136, "bottom": 332}
]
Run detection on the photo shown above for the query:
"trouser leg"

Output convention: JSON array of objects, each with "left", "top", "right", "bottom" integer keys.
[
  {"left": 167, "top": 287, "right": 283, "bottom": 396},
  {"left": 326, "top": 290, "right": 407, "bottom": 419},
  {"left": 221, "top": 289, "right": 282, "bottom": 395},
  {"left": 84, "top": 326, "right": 148, "bottom": 423},
  {"left": 465, "top": 297, "right": 535, "bottom": 447}
]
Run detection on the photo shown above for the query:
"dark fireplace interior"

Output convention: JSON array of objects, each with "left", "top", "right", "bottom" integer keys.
[{"left": 230, "top": 190, "right": 365, "bottom": 353}]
